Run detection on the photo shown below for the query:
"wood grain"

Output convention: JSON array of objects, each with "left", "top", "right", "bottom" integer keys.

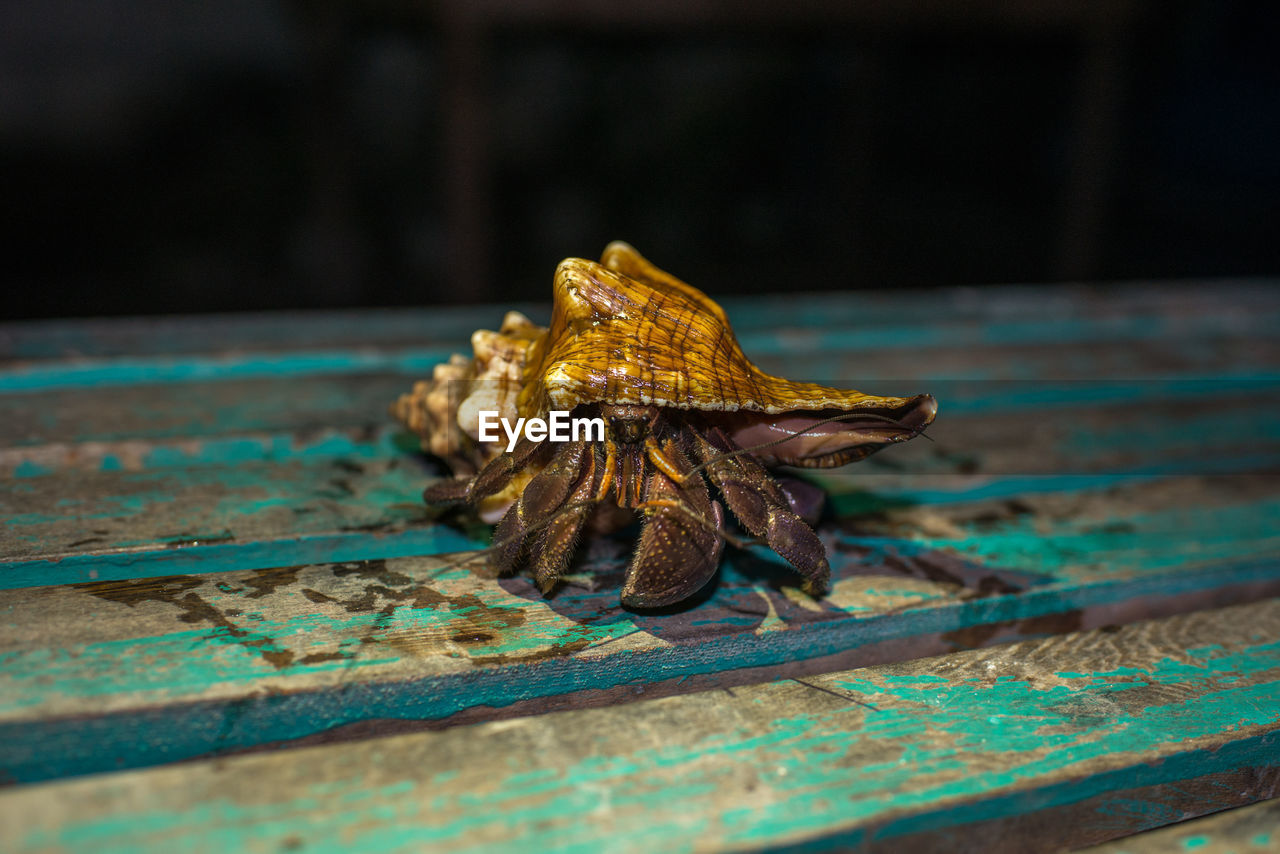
[
  {"left": 3, "top": 598, "right": 1276, "bottom": 853},
  {"left": 5, "top": 282, "right": 1275, "bottom": 364},
  {"left": 3, "top": 472, "right": 1277, "bottom": 784},
  {"left": 2, "top": 280, "right": 1278, "bottom": 848},
  {"left": 1082, "top": 797, "right": 1280, "bottom": 853},
  {"left": 5, "top": 379, "right": 1276, "bottom": 584}
]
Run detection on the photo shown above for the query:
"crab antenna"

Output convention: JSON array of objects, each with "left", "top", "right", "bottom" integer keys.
[{"left": 683, "top": 410, "right": 931, "bottom": 479}]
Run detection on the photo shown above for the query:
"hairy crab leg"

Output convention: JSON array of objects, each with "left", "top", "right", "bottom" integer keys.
[
  {"left": 643, "top": 436, "right": 687, "bottom": 484},
  {"left": 621, "top": 438, "right": 723, "bottom": 608},
  {"left": 616, "top": 443, "right": 644, "bottom": 508},
  {"left": 618, "top": 446, "right": 631, "bottom": 506},
  {"left": 596, "top": 438, "right": 618, "bottom": 502},
  {"left": 630, "top": 446, "right": 647, "bottom": 506},
  {"left": 774, "top": 476, "right": 826, "bottom": 527},
  {"left": 473, "top": 435, "right": 552, "bottom": 500},
  {"left": 424, "top": 434, "right": 550, "bottom": 507},
  {"left": 532, "top": 441, "right": 602, "bottom": 594},
  {"left": 691, "top": 429, "right": 830, "bottom": 596},
  {"left": 489, "top": 439, "right": 588, "bottom": 576},
  {"left": 421, "top": 476, "right": 470, "bottom": 504}
]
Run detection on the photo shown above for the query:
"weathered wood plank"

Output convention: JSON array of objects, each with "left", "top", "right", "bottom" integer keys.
[
  {"left": 4, "top": 377, "right": 1276, "bottom": 588},
  {"left": 0, "top": 453, "right": 486, "bottom": 589},
  {"left": 5, "top": 374, "right": 1274, "bottom": 593},
  {"left": 6, "top": 373, "right": 1276, "bottom": 474},
  {"left": 3, "top": 599, "right": 1277, "bottom": 853},
  {"left": 1, "top": 454, "right": 440, "bottom": 556},
  {"left": 3, "top": 456, "right": 437, "bottom": 555},
  {"left": 4, "top": 282, "right": 1275, "bottom": 363},
  {"left": 3, "top": 280, "right": 1277, "bottom": 822},
  {"left": 1082, "top": 797, "right": 1280, "bottom": 853},
  {"left": 3, "top": 473, "right": 1277, "bottom": 784},
  {"left": 0, "top": 349, "right": 454, "bottom": 393},
  {"left": 4, "top": 285, "right": 1277, "bottom": 393},
  {"left": 4, "top": 313, "right": 1274, "bottom": 397},
  {"left": 0, "top": 375, "right": 417, "bottom": 450},
  {"left": 0, "top": 306, "right": 534, "bottom": 363},
  {"left": 4, "top": 284, "right": 1273, "bottom": 588}
]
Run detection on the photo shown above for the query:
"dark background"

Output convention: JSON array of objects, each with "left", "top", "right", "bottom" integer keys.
[{"left": 6, "top": 0, "right": 1278, "bottom": 320}]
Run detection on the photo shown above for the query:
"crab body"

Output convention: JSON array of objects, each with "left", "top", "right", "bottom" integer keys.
[{"left": 393, "top": 243, "right": 936, "bottom": 608}]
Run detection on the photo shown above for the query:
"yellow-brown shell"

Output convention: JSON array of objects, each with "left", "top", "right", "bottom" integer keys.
[
  {"left": 515, "top": 241, "right": 921, "bottom": 417},
  {"left": 394, "top": 242, "right": 928, "bottom": 476}
]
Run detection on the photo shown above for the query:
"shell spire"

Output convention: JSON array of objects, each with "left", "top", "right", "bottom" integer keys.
[{"left": 517, "top": 241, "right": 931, "bottom": 420}]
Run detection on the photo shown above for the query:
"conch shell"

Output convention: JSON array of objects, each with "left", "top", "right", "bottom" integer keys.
[
  {"left": 395, "top": 241, "right": 933, "bottom": 473},
  {"left": 522, "top": 242, "right": 916, "bottom": 415}
]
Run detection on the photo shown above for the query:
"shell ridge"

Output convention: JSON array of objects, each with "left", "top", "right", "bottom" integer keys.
[
  {"left": 394, "top": 241, "right": 937, "bottom": 607},
  {"left": 517, "top": 244, "right": 931, "bottom": 416}
]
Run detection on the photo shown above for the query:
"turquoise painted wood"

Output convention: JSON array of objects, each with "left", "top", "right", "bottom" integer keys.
[
  {"left": 2, "top": 472, "right": 1278, "bottom": 784},
  {"left": 4, "top": 326, "right": 1277, "bottom": 588},
  {"left": 4, "top": 283, "right": 1276, "bottom": 363},
  {"left": 2, "top": 280, "right": 1279, "bottom": 849},
  {"left": 2, "top": 599, "right": 1277, "bottom": 853},
  {"left": 5, "top": 392, "right": 1277, "bottom": 588}
]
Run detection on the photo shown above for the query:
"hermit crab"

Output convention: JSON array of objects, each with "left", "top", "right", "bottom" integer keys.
[{"left": 393, "top": 242, "right": 936, "bottom": 608}]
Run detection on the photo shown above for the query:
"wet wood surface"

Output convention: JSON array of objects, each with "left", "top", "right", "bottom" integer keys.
[{"left": 1, "top": 280, "right": 1278, "bottom": 850}]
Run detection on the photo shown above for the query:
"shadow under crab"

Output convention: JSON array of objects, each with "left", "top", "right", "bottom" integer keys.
[{"left": 398, "top": 242, "right": 937, "bottom": 609}]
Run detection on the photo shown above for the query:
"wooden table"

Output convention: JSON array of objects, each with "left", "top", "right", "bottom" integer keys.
[{"left": 2, "top": 281, "right": 1278, "bottom": 851}]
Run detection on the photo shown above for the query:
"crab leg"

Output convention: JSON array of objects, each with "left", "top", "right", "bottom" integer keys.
[
  {"left": 691, "top": 430, "right": 830, "bottom": 596},
  {"left": 465, "top": 435, "right": 552, "bottom": 503},
  {"left": 489, "top": 440, "right": 588, "bottom": 575},
  {"left": 644, "top": 436, "right": 687, "bottom": 484},
  {"left": 595, "top": 438, "right": 618, "bottom": 502},
  {"left": 615, "top": 443, "right": 645, "bottom": 507},
  {"left": 420, "top": 476, "right": 470, "bottom": 504},
  {"left": 621, "top": 438, "right": 723, "bottom": 608},
  {"left": 630, "top": 445, "right": 648, "bottom": 506},
  {"left": 531, "top": 441, "right": 602, "bottom": 594}
]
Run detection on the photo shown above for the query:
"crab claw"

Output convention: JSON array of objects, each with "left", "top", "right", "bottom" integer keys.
[
  {"left": 692, "top": 430, "right": 830, "bottom": 596},
  {"left": 762, "top": 506, "right": 830, "bottom": 596},
  {"left": 621, "top": 440, "right": 723, "bottom": 609}
]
